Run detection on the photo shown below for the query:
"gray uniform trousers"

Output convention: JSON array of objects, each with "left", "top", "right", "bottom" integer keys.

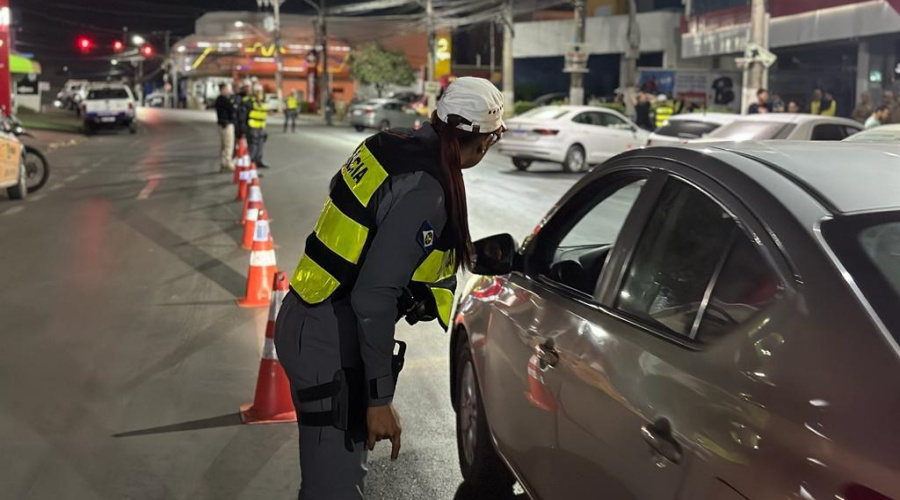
[
  {"left": 248, "top": 127, "right": 265, "bottom": 166},
  {"left": 276, "top": 292, "right": 368, "bottom": 500}
]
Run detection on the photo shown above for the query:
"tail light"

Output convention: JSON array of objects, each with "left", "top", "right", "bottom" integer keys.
[
  {"left": 364, "top": 109, "right": 374, "bottom": 115},
  {"left": 128, "top": 102, "right": 134, "bottom": 110},
  {"left": 532, "top": 129, "right": 559, "bottom": 136},
  {"left": 843, "top": 484, "right": 891, "bottom": 500}
]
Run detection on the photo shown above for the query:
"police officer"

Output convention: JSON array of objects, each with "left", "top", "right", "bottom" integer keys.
[
  {"left": 274, "top": 77, "right": 505, "bottom": 499},
  {"left": 232, "top": 82, "right": 251, "bottom": 152},
  {"left": 247, "top": 84, "right": 269, "bottom": 168},
  {"left": 653, "top": 93, "right": 674, "bottom": 130},
  {"left": 285, "top": 91, "right": 300, "bottom": 133}
]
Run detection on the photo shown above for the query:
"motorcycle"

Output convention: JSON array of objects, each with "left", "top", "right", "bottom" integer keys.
[{"left": 2, "top": 116, "right": 50, "bottom": 193}]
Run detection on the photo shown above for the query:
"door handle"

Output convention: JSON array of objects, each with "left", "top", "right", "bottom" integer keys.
[
  {"left": 535, "top": 340, "right": 559, "bottom": 369},
  {"left": 641, "top": 419, "right": 682, "bottom": 464}
]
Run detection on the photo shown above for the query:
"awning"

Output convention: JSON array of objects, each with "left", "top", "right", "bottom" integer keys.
[{"left": 11, "top": 53, "right": 41, "bottom": 75}]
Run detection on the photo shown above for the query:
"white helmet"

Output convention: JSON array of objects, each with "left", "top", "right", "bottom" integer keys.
[
  {"left": 436, "top": 77, "right": 505, "bottom": 133},
  {"left": 656, "top": 94, "right": 668, "bottom": 103}
]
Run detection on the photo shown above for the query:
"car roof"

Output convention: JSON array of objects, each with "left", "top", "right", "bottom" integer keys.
[
  {"left": 694, "top": 141, "right": 900, "bottom": 214},
  {"left": 730, "top": 113, "right": 861, "bottom": 126},
  {"left": 665, "top": 112, "right": 736, "bottom": 125}
]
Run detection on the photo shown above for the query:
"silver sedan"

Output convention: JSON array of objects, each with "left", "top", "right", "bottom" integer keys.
[
  {"left": 348, "top": 98, "right": 422, "bottom": 132},
  {"left": 451, "top": 141, "right": 900, "bottom": 500}
]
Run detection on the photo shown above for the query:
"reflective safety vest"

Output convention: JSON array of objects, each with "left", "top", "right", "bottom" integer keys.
[
  {"left": 286, "top": 96, "right": 299, "bottom": 111},
  {"left": 290, "top": 133, "right": 458, "bottom": 329},
  {"left": 654, "top": 104, "right": 674, "bottom": 129},
  {"left": 248, "top": 97, "right": 268, "bottom": 129}
]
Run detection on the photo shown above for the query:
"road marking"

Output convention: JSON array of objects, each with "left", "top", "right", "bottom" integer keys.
[
  {"left": 2, "top": 206, "right": 24, "bottom": 216},
  {"left": 28, "top": 193, "right": 47, "bottom": 202},
  {"left": 137, "top": 177, "right": 160, "bottom": 200},
  {"left": 79, "top": 168, "right": 89, "bottom": 175},
  {"left": 64, "top": 175, "right": 79, "bottom": 182},
  {"left": 49, "top": 184, "right": 64, "bottom": 191}
]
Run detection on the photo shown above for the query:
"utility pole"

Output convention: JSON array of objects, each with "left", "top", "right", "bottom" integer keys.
[
  {"left": 258, "top": 0, "right": 285, "bottom": 113},
  {"left": 0, "top": 0, "right": 10, "bottom": 117},
  {"left": 501, "top": 0, "right": 514, "bottom": 117},
  {"left": 623, "top": 0, "right": 639, "bottom": 118},
  {"left": 742, "top": 0, "right": 768, "bottom": 113},
  {"left": 568, "top": 0, "right": 586, "bottom": 105},
  {"left": 305, "top": 0, "right": 331, "bottom": 125},
  {"left": 426, "top": 0, "right": 436, "bottom": 112},
  {"left": 489, "top": 21, "right": 496, "bottom": 81}
]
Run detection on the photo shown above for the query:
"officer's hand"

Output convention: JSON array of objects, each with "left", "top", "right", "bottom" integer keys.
[{"left": 367, "top": 404, "right": 402, "bottom": 460}]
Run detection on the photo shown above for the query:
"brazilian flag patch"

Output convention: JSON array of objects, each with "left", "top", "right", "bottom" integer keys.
[{"left": 417, "top": 220, "right": 435, "bottom": 252}]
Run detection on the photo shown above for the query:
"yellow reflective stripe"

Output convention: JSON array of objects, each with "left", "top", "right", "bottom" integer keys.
[
  {"left": 290, "top": 254, "right": 340, "bottom": 304},
  {"left": 314, "top": 198, "right": 369, "bottom": 264},
  {"left": 341, "top": 143, "right": 388, "bottom": 207},
  {"left": 431, "top": 287, "right": 454, "bottom": 329},
  {"left": 412, "top": 249, "right": 455, "bottom": 282}
]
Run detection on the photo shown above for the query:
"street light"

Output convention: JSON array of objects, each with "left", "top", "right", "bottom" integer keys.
[
  {"left": 111, "top": 59, "right": 118, "bottom": 66},
  {"left": 234, "top": 21, "right": 245, "bottom": 28},
  {"left": 132, "top": 34, "right": 145, "bottom": 46}
]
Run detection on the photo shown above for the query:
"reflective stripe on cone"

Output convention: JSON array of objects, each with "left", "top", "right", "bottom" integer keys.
[{"left": 238, "top": 210, "right": 276, "bottom": 307}]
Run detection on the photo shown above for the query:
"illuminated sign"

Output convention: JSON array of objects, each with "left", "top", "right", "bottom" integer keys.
[
  {"left": 435, "top": 32, "right": 451, "bottom": 79},
  {"left": 244, "top": 43, "right": 286, "bottom": 57}
]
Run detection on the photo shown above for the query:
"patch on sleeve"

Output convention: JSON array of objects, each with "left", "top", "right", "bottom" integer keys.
[{"left": 417, "top": 220, "right": 435, "bottom": 252}]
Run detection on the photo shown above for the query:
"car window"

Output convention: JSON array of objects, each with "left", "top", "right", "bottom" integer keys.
[
  {"left": 811, "top": 124, "right": 846, "bottom": 141},
  {"left": 87, "top": 88, "right": 130, "bottom": 100},
  {"left": 843, "top": 126, "right": 861, "bottom": 138},
  {"left": 572, "top": 112, "right": 592, "bottom": 125},
  {"left": 519, "top": 107, "right": 568, "bottom": 120},
  {"left": 600, "top": 113, "right": 631, "bottom": 130},
  {"left": 707, "top": 121, "right": 791, "bottom": 140},
  {"left": 616, "top": 180, "right": 738, "bottom": 337},
  {"left": 545, "top": 180, "right": 645, "bottom": 296},
  {"left": 695, "top": 233, "right": 781, "bottom": 343},
  {"left": 654, "top": 120, "right": 720, "bottom": 139}
]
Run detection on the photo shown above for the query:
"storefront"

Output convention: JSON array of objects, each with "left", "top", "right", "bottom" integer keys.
[{"left": 11, "top": 52, "right": 43, "bottom": 113}]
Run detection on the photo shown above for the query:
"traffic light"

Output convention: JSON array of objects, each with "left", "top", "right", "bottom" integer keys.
[
  {"left": 141, "top": 44, "right": 155, "bottom": 58},
  {"left": 76, "top": 36, "right": 94, "bottom": 53},
  {"left": 113, "top": 40, "right": 124, "bottom": 52}
]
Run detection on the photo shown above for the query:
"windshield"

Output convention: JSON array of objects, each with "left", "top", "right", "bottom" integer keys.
[
  {"left": 517, "top": 107, "right": 568, "bottom": 121},
  {"left": 707, "top": 120, "right": 792, "bottom": 140},
  {"left": 655, "top": 120, "right": 722, "bottom": 139},
  {"left": 845, "top": 129, "right": 900, "bottom": 143},
  {"left": 87, "top": 88, "right": 130, "bottom": 100},
  {"left": 823, "top": 213, "right": 900, "bottom": 344}
]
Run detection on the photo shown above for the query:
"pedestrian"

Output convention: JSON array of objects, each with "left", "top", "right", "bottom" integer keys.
[
  {"left": 233, "top": 82, "right": 251, "bottom": 155},
  {"left": 852, "top": 91, "right": 873, "bottom": 124},
  {"left": 747, "top": 88, "right": 769, "bottom": 114},
  {"left": 274, "top": 77, "right": 505, "bottom": 499},
  {"left": 811, "top": 89, "right": 837, "bottom": 116},
  {"left": 865, "top": 105, "right": 890, "bottom": 129},
  {"left": 214, "top": 83, "right": 236, "bottom": 173},
  {"left": 770, "top": 92, "right": 785, "bottom": 112},
  {"left": 653, "top": 94, "right": 674, "bottom": 130},
  {"left": 284, "top": 91, "right": 299, "bottom": 133},
  {"left": 247, "top": 84, "right": 269, "bottom": 169},
  {"left": 884, "top": 90, "right": 900, "bottom": 124},
  {"left": 633, "top": 92, "right": 652, "bottom": 131},
  {"left": 787, "top": 100, "right": 801, "bottom": 113}
]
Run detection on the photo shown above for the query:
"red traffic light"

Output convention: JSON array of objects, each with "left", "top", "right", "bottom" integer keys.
[
  {"left": 76, "top": 37, "right": 94, "bottom": 53},
  {"left": 113, "top": 40, "right": 124, "bottom": 52},
  {"left": 141, "top": 44, "right": 155, "bottom": 57}
]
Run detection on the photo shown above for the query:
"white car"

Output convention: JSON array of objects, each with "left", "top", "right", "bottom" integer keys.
[
  {"left": 843, "top": 123, "right": 900, "bottom": 143},
  {"left": 56, "top": 79, "right": 89, "bottom": 110},
  {"left": 646, "top": 112, "right": 736, "bottom": 146},
  {"left": 702, "top": 113, "right": 863, "bottom": 141},
  {"left": 81, "top": 84, "right": 137, "bottom": 135},
  {"left": 499, "top": 105, "right": 648, "bottom": 172}
]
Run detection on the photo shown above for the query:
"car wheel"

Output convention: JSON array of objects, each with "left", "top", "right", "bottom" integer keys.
[
  {"left": 129, "top": 122, "right": 137, "bottom": 134},
  {"left": 379, "top": 120, "right": 391, "bottom": 132},
  {"left": 83, "top": 122, "right": 94, "bottom": 136},
  {"left": 455, "top": 337, "right": 516, "bottom": 495},
  {"left": 7, "top": 154, "right": 28, "bottom": 200},
  {"left": 354, "top": 125, "right": 366, "bottom": 132},
  {"left": 562, "top": 145, "right": 587, "bottom": 173},
  {"left": 512, "top": 158, "right": 532, "bottom": 171},
  {"left": 23, "top": 147, "right": 49, "bottom": 192}
]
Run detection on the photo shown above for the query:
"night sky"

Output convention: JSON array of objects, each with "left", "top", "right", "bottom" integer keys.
[{"left": 15, "top": 0, "right": 415, "bottom": 81}]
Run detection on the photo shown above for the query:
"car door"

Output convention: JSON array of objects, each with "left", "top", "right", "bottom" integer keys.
[
  {"left": 551, "top": 171, "right": 786, "bottom": 500},
  {"left": 482, "top": 171, "right": 652, "bottom": 498},
  {"left": 569, "top": 112, "right": 596, "bottom": 160},
  {"left": 598, "top": 112, "right": 641, "bottom": 156}
]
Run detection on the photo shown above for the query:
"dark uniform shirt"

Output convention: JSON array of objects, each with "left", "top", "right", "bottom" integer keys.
[{"left": 215, "top": 95, "right": 236, "bottom": 126}]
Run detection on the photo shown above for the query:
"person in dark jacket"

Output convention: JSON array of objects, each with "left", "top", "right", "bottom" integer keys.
[
  {"left": 232, "top": 83, "right": 251, "bottom": 153},
  {"left": 275, "top": 77, "right": 505, "bottom": 499},
  {"left": 214, "top": 83, "right": 236, "bottom": 172}
]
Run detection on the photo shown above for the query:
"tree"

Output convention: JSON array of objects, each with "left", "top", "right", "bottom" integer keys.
[{"left": 350, "top": 44, "right": 416, "bottom": 98}]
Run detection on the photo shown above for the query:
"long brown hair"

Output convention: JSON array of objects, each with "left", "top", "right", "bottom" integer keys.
[{"left": 431, "top": 115, "right": 489, "bottom": 271}]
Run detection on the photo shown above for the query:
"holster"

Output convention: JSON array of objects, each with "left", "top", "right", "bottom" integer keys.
[{"left": 397, "top": 283, "right": 438, "bottom": 326}]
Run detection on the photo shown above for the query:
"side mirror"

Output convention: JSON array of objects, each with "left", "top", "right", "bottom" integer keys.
[{"left": 472, "top": 233, "right": 518, "bottom": 276}]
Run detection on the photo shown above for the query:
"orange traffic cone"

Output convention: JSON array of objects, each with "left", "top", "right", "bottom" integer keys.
[
  {"left": 240, "top": 272, "right": 297, "bottom": 424},
  {"left": 241, "top": 182, "right": 264, "bottom": 249},
  {"left": 236, "top": 162, "right": 257, "bottom": 201},
  {"left": 233, "top": 138, "right": 250, "bottom": 184},
  {"left": 237, "top": 209, "right": 277, "bottom": 307}
]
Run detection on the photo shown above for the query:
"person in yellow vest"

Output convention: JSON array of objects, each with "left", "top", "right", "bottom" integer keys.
[
  {"left": 810, "top": 88, "right": 837, "bottom": 116},
  {"left": 274, "top": 77, "right": 505, "bottom": 498},
  {"left": 247, "top": 84, "right": 269, "bottom": 168},
  {"left": 284, "top": 91, "right": 299, "bottom": 133},
  {"left": 653, "top": 94, "right": 674, "bottom": 130}
]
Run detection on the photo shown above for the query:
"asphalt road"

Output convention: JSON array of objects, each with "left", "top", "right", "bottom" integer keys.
[{"left": 0, "top": 108, "right": 581, "bottom": 500}]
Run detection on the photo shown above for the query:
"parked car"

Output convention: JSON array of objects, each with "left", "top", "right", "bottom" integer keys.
[
  {"left": 646, "top": 112, "right": 736, "bottom": 146},
  {"left": 451, "top": 141, "right": 900, "bottom": 500},
  {"left": 264, "top": 93, "right": 281, "bottom": 112},
  {"left": 81, "top": 84, "right": 137, "bottom": 135},
  {"left": 56, "top": 79, "right": 89, "bottom": 111},
  {"left": 0, "top": 130, "right": 27, "bottom": 200},
  {"left": 348, "top": 99, "right": 421, "bottom": 132},
  {"left": 499, "top": 105, "right": 648, "bottom": 173},
  {"left": 843, "top": 123, "right": 900, "bottom": 143},
  {"left": 702, "top": 113, "right": 862, "bottom": 141}
]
